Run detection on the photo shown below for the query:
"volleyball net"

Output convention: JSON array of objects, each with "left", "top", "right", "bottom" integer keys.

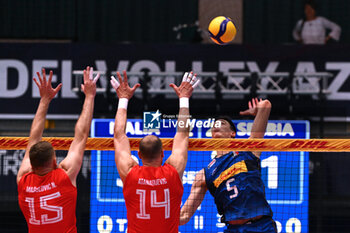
[
  {"left": 1, "top": 137, "right": 350, "bottom": 151},
  {"left": 1, "top": 137, "right": 350, "bottom": 233}
]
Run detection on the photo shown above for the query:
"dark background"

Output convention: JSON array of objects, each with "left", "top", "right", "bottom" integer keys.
[{"left": 1, "top": 0, "right": 350, "bottom": 43}]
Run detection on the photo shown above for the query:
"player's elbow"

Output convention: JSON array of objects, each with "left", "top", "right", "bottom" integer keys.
[
  {"left": 74, "top": 122, "right": 90, "bottom": 137},
  {"left": 113, "top": 133, "right": 127, "bottom": 145},
  {"left": 74, "top": 129, "right": 88, "bottom": 143},
  {"left": 114, "top": 126, "right": 125, "bottom": 139}
]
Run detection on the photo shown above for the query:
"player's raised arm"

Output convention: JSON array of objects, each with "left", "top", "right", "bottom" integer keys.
[
  {"left": 59, "top": 66, "right": 100, "bottom": 186},
  {"left": 112, "top": 71, "right": 140, "bottom": 183},
  {"left": 165, "top": 72, "right": 200, "bottom": 179},
  {"left": 180, "top": 169, "right": 207, "bottom": 225},
  {"left": 17, "top": 69, "right": 62, "bottom": 184},
  {"left": 240, "top": 98, "right": 271, "bottom": 157}
]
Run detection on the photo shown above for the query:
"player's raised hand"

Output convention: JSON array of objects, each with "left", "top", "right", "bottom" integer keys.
[
  {"left": 82, "top": 66, "right": 100, "bottom": 97},
  {"left": 110, "top": 71, "right": 140, "bottom": 99},
  {"left": 240, "top": 98, "right": 270, "bottom": 116},
  {"left": 33, "top": 68, "right": 62, "bottom": 102},
  {"left": 169, "top": 71, "right": 200, "bottom": 98}
]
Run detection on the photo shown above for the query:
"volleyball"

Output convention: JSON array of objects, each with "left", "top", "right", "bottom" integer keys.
[{"left": 208, "top": 16, "right": 236, "bottom": 45}]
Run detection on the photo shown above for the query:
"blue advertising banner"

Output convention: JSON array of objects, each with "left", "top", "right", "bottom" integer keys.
[{"left": 90, "top": 119, "right": 309, "bottom": 233}]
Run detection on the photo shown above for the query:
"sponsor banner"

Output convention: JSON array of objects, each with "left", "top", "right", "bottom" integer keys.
[
  {"left": 93, "top": 119, "right": 308, "bottom": 139},
  {"left": 1, "top": 43, "right": 350, "bottom": 118}
]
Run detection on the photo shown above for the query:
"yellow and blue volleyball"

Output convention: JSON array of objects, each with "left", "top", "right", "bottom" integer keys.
[{"left": 208, "top": 16, "right": 236, "bottom": 45}]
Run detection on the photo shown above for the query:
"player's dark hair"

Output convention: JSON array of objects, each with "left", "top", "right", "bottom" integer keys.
[
  {"left": 139, "top": 135, "right": 163, "bottom": 160},
  {"left": 214, "top": 116, "right": 237, "bottom": 133},
  {"left": 29, "top": 141, "right": 55, "bottom": 168}
]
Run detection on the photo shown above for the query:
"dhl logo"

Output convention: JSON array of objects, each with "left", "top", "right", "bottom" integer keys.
[{"left": 1, "top": 137, "right": 350, "bottom": 152}]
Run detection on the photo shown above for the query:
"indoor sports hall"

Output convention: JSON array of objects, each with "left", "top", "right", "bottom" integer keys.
[{"left": 1, "top": 1, "right": 350, "bottom": 233}]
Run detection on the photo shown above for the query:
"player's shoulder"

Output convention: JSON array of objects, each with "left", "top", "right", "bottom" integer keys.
[
  {"left": 17, "top": 171, "right": 34, "bottom": 187},
  {"left": 53, "top": 167, "right": 71, "bottom": 178},
  {"left": 163, "top": 163, "right": 177, "bottom": 172},
  {"left": 161, "top": 163, "right": 181, "bottom": 179},
  {"left": 54, "top": 167, "right": 67, "bottom": 174},
  {"left": 52, "top": 168, "right": 77, "bottom": 188},
  {"left": 124, "top": 164, "right": 140, "bottom": 178}
]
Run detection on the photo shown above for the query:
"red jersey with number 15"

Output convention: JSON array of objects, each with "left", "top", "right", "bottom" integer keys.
[
  {"left": 123, "top": 163, "right": 183, "bottom": 233},
  {"left": 18, "top": 168, "right": 77, "bottom": 233}
]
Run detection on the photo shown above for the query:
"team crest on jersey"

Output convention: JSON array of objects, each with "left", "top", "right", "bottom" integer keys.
[{"left": 208, "top": 159, "right": 216, "bottom": 169}]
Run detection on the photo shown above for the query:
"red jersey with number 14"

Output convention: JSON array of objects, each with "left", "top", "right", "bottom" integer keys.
[
  {"left": 123, "top": 163, "right": 183, "bottom": 233},
  {"left": 18, "top": 168, "right": 77, "bottom": 233}
]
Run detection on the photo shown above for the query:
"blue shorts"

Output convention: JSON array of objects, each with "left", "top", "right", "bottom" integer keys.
[{"left": 224, "top": 216, "right": 277, "bottom": 233}]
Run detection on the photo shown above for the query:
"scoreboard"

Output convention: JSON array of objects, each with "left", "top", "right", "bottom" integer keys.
[{"left": 90, "top": 119, "right": 309, "bottom": 233}]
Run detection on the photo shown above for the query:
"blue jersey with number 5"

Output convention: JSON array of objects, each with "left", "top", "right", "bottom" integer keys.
[{"left": 204, "top": 151, "right": 272, "bottom": 221}]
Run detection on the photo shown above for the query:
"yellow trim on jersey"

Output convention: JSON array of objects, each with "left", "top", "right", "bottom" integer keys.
[{"left": 213, "top": 161, "right": 248, "bottom": 188}]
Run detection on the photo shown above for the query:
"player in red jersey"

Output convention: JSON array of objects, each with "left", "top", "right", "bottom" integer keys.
[
  {"left": 17, "top": 67, "right": 100, "bottom": 233},
  {"left": 110, "top": 71, "right": 200, "bottom": 233}
]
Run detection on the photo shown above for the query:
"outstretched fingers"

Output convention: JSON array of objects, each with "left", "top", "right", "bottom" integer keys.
[
  {"left": 48, "top": 70, "right": 53, "bottom": 86},
  {"left": 189, "top": 74, "right": 197, "bottom": 85},
  {"left": 182, "top": 72, "right": 189, "bottom": 82},
  {"left": 83, "top": 66, "right": 90, "bottom": 84},
  {"left": 110, "top": 76, "right": 120, "bottom": 89},
  {"left": 34, "top": 69, "right": 55, "bottom": 88},
  {"left": 169, "top": 83, "right": 180, "bottom": 96},
  {"left": 89, "top": 67, "right": 94, "bottom": 81},
  {"left": 93, "top": 73, "right": 101, "bottom": 84},
  {"left": 33, "top": 77, "right": 40, "bottom": 88},
  {"left": 131, "top": 83, "right": 141, "bottom": 92},
  {"left": 54, "top": 83, "right": 63, "bottom": 94},
  {"left": 255, "top": 98, "right": 260, "bottom": 107},
  {"left": 192, "top": 74, "right": 200, "bottom": 88},
  {"left": 181, "top": 71, "right": 200, "bottom": 87},
  {"left": 122, "top": 70, "right": 128, "bottom": 84},
  {"left": 36, "top": 71, "right": 43, "bottom": 85},
  {"left": 186, "top": 72, "right": 193, "bottom": 82},
  {"left": 41, "top": 68, "right": 47, "bottom": 86},
  {"left": 186, "top": 72, "right": 200, "bottom": 89},
  {"left": 116, "top": 71, "right": 123, "bottom": 84}
]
